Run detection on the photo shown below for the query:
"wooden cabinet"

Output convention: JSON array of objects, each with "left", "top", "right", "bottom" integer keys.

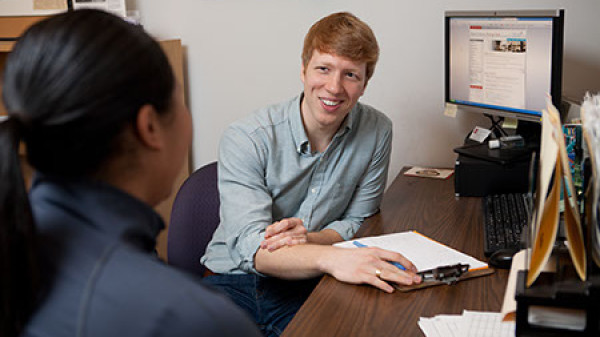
[
  {"left": 0, "top": 16, "right": 45, "bottom": 187},
  {"left": 156, "top": 39, "right": 191, "bottom": 261},
  {"left": 0, "top": 16, "right": 189, "bottom": 261},
  {"left": 1, "top": 16, "right": 48, "bottom": 116}
]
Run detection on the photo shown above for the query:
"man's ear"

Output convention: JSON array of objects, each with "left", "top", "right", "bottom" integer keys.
[{"left": 135, "top": 104, "right": 164, "bottom": 151}]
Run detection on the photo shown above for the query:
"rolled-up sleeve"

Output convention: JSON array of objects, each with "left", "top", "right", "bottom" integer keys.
[{"left": 218, "top": 126, "right": 272, "bottom": 274}]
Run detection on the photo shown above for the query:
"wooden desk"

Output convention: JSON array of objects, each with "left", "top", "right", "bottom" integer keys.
[{"left": 282, "top": 168, "right": 510, "bottom": 337}]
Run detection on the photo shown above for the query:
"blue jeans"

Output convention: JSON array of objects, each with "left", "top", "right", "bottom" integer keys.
[{"left": 203, "top": 274, "right": 319, "bottom": 337}]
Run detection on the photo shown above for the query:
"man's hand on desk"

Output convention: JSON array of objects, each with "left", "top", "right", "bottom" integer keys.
[{"left": 320, "top": 246, "right": 422, "bottom": 293}]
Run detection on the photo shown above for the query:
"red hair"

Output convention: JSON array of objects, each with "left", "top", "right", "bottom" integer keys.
[{"left": 302, "top": 12, "right": 379, "bottom": 81}]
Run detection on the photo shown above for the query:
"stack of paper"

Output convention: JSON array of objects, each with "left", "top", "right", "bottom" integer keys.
[
  {"left": 528, "top": 306, "right": 586, "bottom": 331},
  {"left": 419, "top": 310, "right": 515, "bottom": 337}
]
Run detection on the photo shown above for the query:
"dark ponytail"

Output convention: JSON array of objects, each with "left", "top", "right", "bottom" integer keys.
[
  {"left": 0, "top": 9, "right": 175, "bottom": 336},
  {"left": 3, "top": 9, "right": 174, "bottom": 176},
  {"left": 0, "top": 118, "right": 39, "bottom": 337}
]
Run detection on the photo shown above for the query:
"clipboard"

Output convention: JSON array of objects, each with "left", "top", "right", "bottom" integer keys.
[{"left": 335, "top": 231, "right": 493, "bottom": 292}]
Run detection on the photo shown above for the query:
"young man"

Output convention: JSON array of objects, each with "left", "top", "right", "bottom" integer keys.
[{"left": 201, "top": 12, "right": 421, "bottom": 336}]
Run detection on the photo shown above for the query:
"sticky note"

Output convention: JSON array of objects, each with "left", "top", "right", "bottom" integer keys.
[
  {"left": 444, "top": 103, "right": 457, "bottom": 118},
  {"left": 502, "top": 117, "right": 518, "bottom": 129},
  {"left": 34, "top": 0, "right": 68, "bottom": 10}
]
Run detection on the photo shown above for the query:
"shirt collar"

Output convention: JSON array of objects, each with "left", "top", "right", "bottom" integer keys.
[
  {"left": 290, "top": 93, "right": 356, "bottom": 155},
  {"left": 30, "top": 173, "right": 164, "bottom": 252},
  {"left": 289, "top": 94, "right": 310, "bottom": 155},
  {"left": 336, "top": 104, "right": 355, "bottom": 137}
]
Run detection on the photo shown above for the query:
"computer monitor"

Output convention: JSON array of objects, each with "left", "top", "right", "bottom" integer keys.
[{"left": 445, "top": 9, "right": 564, "bottom": 124}]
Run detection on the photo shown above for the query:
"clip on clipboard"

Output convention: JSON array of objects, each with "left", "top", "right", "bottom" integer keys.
[{"left": 395, "top": 263, "right": 495, "bottom": 292}]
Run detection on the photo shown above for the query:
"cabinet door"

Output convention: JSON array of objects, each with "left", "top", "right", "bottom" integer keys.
[
  {"left": 1, "top": 52, "right": 9, "bottom": 117},
  {"left": 0, "top": 16, "right": 48, "bottom": 186},
  {"left": 154, "top": 39, "right": 191, "bottom": 261},
  {"left": 0, "top": 16, "right": 48, "bottom": 116}
]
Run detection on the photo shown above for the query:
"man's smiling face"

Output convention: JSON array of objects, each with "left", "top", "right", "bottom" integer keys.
[{"left": 300, "top": 50, "right": 367, "bottom": 133}]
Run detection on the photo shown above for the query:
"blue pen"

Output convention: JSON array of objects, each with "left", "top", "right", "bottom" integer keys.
[{"left": 352, "top": 240, "right": 406, "bottom": 271}]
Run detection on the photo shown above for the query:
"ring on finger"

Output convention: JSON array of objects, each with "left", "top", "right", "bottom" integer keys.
[{"left": 375, "top": 269, "right": 382, "bottom": 278}]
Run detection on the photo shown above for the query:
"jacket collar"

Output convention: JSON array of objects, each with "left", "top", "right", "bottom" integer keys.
[{"left": 30, "top": 173, "right": 164, "bottom": 252}]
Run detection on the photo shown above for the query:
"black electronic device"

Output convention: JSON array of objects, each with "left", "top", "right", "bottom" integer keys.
[
  {"left": 489, "top": 248, "right": 519, "bottom": 269},
  {"left": 483, "top": 193, "right": 530, "bottom": 258},
  {"left": 454, "top": 154, "right": 530, "bottom": 197},
  {"left": 448, "top": 9, "right": 565, "bottom": 200},
  {"left": 445, "top": 9, "right": 564, "bottom": 124},
  {"left": 454, "top": 142, "right": 534, "bottom": 165}
]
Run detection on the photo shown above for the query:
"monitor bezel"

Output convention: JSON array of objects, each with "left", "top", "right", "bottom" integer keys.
[{"left": 445, "top": 9, "right": 565, "bottom": 123}]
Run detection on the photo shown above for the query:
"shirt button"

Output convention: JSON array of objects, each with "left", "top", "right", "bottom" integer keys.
[{"left": 311, "top": 188, "right": 317, "bottom": 194}]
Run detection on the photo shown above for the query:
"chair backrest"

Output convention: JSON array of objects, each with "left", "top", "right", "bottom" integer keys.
[{"left": 168, "top": 161, "right": 219, "bottom": 276}]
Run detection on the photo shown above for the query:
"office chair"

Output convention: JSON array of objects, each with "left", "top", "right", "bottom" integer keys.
[{"left": 168, "top": 161, "right": 219, "bottom": 276}]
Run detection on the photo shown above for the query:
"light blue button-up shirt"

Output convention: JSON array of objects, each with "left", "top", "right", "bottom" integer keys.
[{"left": 201, "top": 94, "right": 392, "bottom": 274}]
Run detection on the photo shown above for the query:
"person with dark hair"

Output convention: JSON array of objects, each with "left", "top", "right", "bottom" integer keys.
[
  {"left": 0, "top": 9, "right": 260, "bottom": 337},
  {"left": 201, "top": 12, "right": 421, "bottom": 337}
]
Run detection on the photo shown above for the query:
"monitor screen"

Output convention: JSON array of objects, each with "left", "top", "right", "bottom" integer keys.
[{"left": 445, "top": 10, "right": 564, "bottom": 122}]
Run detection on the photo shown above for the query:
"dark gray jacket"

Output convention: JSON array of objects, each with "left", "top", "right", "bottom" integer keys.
[{"left": 23, "top": 175, "right": 260, "bottom": 337}]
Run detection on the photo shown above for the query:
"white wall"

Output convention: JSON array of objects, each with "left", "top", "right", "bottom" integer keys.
[{"left": 126, "top": 0, "right": 600, "bottom": 183}]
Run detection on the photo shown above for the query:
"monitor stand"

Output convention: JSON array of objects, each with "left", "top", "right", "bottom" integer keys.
[{"left": 454, "top": 115, "right": 539, "bottom": 165}]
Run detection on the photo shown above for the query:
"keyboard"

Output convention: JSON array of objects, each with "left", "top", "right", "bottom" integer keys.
[{"left": 483, "top": 193, "right": 531, "bottom": 256}]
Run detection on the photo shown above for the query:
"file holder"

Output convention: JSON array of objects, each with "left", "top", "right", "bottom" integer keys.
[{"left": 515, "top": 244, "right": 600, "bottom": 336}]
